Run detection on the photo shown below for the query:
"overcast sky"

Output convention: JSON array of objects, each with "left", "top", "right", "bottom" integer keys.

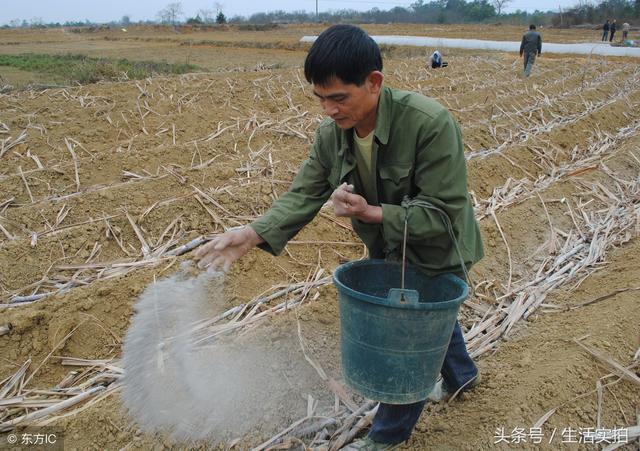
[{"left": 1, "top": 0, "right": 580, "bottom": 24}]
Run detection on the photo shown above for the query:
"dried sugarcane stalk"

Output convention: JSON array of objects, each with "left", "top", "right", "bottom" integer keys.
[
  {"left": 0, "top": 386, "right": 105, "bottom": 432},
  {"left": 574, "top": 339, "right": 640, "bottom": 387}
]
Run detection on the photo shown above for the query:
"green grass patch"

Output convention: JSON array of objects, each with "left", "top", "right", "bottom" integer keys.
[{"left": 0, "top": 53, "right": 201, "bottom": 87}]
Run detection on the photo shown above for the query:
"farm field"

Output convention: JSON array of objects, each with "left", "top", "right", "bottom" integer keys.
[{"left": 0, "top": 24, "right": 639, "bottom": 450}]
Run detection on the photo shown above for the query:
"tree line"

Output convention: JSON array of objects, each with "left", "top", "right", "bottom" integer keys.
[{"left": 3, "top": 0, "right": 640, "bottom": 29}]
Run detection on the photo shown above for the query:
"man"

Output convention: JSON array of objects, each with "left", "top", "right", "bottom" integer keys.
[
  {"left": 622, "top": 22, "right": 630, "bottom": 41},
  {"left": 195, "top": 25, "right": 483, "bottom": 450},
  {"left": 519, "top": 24, "right": 542, "bottom": 77},
  {"left": 609, "top": 19, "right": 617, "bottom": 42},
  {"left": 602, "top": 19, "right": 610, "bottom": 41}
]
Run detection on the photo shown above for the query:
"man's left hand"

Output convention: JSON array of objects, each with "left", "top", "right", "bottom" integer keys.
[
  {"left": 331, "top": 183, "right": 367, "bottom": 217},
  {"left": 330, "top": 183, "right": 383, "bottom": 223}
]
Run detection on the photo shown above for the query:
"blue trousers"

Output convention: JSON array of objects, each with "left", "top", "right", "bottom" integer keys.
[{"left": 368, "top": 320, "right": 478, "bottom": 445}]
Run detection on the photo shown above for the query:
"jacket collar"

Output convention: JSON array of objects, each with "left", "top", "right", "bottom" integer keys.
[{"left": 373, "top": 86, "right": 392, "bottom": 146}]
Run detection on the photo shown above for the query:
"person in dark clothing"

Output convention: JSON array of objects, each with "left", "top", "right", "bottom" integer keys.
[
  {"left": 519, "top": 24, "right": 542, "bottom": 77},
  {"left": 428, "top": 50, "right": 448, "bottom": 68},
  {"left": 602, "top": 20, "right": 610, "bottom": 41},
  {"left": 609, "top": 20, "right": 617, "bottom": 42}
]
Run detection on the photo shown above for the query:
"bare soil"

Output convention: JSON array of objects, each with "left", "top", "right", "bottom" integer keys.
[{"left": 0, "top": 24, "right": 638, "bottom": 450}]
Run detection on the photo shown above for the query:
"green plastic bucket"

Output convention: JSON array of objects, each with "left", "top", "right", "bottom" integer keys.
[{"left": 333, "top": 259, "right": 468, "bottom": 404}]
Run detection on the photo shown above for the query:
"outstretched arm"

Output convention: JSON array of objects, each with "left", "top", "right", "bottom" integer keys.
[{"left": 195, "top": 226, "right": 264, "bottom": 272}]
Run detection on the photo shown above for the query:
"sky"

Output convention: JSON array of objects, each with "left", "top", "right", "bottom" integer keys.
[{"left": 1, "top": 0, "right": 580, "bottom": 25}]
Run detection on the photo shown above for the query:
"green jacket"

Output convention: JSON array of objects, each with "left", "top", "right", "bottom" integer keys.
[
  {"left": 250, "top": 86, "right": 484, "bottom": 276},
  {"left": 520, "top": 30, "right": 542, "bottom": 55}
]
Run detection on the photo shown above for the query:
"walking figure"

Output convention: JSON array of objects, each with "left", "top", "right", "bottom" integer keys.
[{"left": 520, "top": 24, "right": 542, "bottom": 77}]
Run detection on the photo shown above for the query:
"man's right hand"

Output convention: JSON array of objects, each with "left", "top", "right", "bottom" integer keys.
[{"left": 194, "top": 226, "right": 264, "bottom": 272}]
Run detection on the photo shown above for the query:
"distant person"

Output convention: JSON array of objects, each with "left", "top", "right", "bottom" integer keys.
[
  {"left": 602, "top": 20, "right": 610, "bottom": 41},
  {"left": 609, "top": 19, "right": 617, "bottom": 42},
  {"left": 519, "top": 24, "right": 542, "bottom": 77},
  {"left": 428, "top": 50, "right": 448, "bottom": 68},
  {"left": 622, "top": 22, "right": 630, "bottom": 40}
]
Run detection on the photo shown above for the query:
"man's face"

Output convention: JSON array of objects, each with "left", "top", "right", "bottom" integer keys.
[{"left": 312, "top": 73, "right": 382, "bottom": 132}]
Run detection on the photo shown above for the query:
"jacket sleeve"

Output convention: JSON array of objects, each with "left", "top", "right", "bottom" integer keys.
[
  {"left": 249, "top": 135, "right": 333, "bottom": 256},
  {"left": 380, "top": 109, "right": 470, "bottom": 248},
  {"left": 519, "top": 36, "right": 525, "bottom": 54},
  {"left": 537, "top": 35, "right": 542, "bottom": 54}
]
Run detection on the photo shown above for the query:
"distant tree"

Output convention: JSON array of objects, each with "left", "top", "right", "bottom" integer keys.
[
  {"left": 157, "top": 2, "right": 184, "bottom": 25},
  {"left": 492, "top": 0, "right": 512, "bottom": 15},
  {"left": 467, "top": 0, "right": 496, "bottom": 20},
  {"left": 198, "top": 8, "right": 215, "bottom": 23},
  {"left": 29, "top": 17, "right": 44, "bottom": 28},
  {"left": 8, "top": 19, "right": 21, "bottom": 28},
  {"left": 121, "top": 15, "right": 131, "bottom": 26},
  {"left": 214, "top": 2, "right": 226, "bottom": 23},
  {"left": 186, "top": 14, "right": 204, "bottom": 24}
]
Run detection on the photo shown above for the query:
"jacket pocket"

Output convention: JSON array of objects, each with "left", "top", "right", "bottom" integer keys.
[
  {"left": 379, "top": 164, "right": 412, "bottom": 183},
  {"left": 378, "top": 163, "right": 412, "bottom": 203}
]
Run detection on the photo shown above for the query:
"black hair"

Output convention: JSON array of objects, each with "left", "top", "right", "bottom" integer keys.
[
  {"left": 304, "top": 24, "right": 382, "bottom": 86},
  {"left": 529, "top": 24, "right": 536, "bottom": 30}
]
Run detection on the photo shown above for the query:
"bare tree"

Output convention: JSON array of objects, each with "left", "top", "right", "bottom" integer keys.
[
  {"left": 198, "top": 8, "right": 215, "bottom": 23},
  {"left": 29, "top": 17, "right": 44, "bottom": 27},
  {"left": 214, "top": 2, "right": 224, "bottom": 14},
  {"left": 157, "top": 2, "right": 184, "bottom": 25},
  {"left": 492, "top": 0, "right": 512, "bottom": 15}
]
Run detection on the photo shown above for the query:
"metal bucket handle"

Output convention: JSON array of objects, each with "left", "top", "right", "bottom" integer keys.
[{"left": 393, "top": 197, "right": 471, "bottom": 304}]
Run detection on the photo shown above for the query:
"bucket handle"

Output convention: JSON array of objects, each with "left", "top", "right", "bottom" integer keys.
[
  {"left": 396, "top": 215, "right": 421, "bottom": 304},
  {"left": 398, "top": 197, "right": 472, "bottom": 297},
  {"left": 401, "top": 215, "right": 409, "bottom": 293}
]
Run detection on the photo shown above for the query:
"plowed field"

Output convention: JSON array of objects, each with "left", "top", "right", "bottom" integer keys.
[{"left": 1, "top": 24, "right": 638, "bottom": 450}]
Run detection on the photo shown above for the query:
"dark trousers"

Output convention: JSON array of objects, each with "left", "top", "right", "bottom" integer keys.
[
  {"left": 368, "top": 320, "right": 478, "bottom": 445},
  {"left": 523, "top": 52, "right": 537, "bottom": 77},
  {"left": 609, "top": 30, "right": 616, "bottom": 42}
]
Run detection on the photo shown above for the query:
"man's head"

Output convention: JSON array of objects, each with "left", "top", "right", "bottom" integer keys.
[
  {"left": 304, "top": 24, "right": 382, "bottom": 86},
  {"left": 529, "top": 24, "right": 536, "bottom": 30},
  {"left": 304, "top": 25, "right": 384, "bottom": 134}
]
